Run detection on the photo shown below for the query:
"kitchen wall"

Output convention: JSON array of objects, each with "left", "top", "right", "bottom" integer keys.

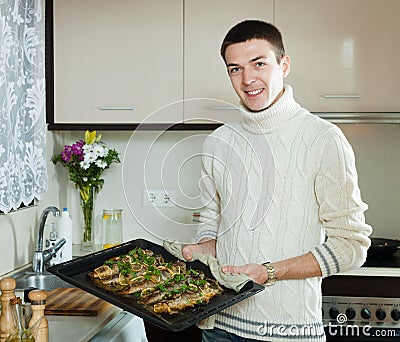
[
  {"left": 0, "top": 131, "right": 64, "bottom": 275},
  {"left": 1, "top": 123, "right": 399, "bottom": 276},
  {"left": 339, "top": 123, "right": 400, "bottom": 239},
  {"left": 0, "top": 129, "right": 208, "bottom": 276},
  {"left": 66, "top": 130, "right": 209, "bottom": 247},
  {"left": 71, "top": 124, "right": 400, "bottom": 246}
]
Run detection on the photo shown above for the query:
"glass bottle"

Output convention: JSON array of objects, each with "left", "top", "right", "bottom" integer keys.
[{"left": 5, "top": 297, "right": 35, "bottom": 342}]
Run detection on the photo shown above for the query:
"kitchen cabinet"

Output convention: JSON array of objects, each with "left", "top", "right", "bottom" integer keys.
[
  {"left": 183, "top": 0, "right": 274, "bottom": 123},
  {"left": 48, "top": 0, "right": 400, "bottom": 129},
  {"left": 275, "top": 0, "right": 400, "bottom": 112},
  {"left": 51, "top": 0, "right": 183, "bottom": 124}
]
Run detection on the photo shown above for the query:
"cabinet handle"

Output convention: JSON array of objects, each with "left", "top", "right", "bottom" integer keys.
[
  {"left": 207, "top": 106, "right": 239, "bottom": 110},
  {"left": 99, "top": 106, "right": 134, "bottom": 110},
  {"left": 321, "top": 94, "right": 360, "bottom": 99}
]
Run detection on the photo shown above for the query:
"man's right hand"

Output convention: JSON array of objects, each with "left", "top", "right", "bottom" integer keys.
[{"left": 182, "top": 238, "right": 217, "bottom": 261}]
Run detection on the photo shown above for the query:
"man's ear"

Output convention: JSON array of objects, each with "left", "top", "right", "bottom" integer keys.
[{"left": 281, "top": 55, "right": 291, "bottom": 78}]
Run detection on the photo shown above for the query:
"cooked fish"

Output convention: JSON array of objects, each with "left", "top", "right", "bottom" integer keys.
[
  {"left": 88, "top": 247, "right": 223, "bottom": 315},
  {"left": 152, "top": 284, "right": 222, "bottom": 314}
]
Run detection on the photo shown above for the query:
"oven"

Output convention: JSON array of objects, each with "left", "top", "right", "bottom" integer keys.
[{"left": 322, "top": 251, "right": 400, "bottom": 341}]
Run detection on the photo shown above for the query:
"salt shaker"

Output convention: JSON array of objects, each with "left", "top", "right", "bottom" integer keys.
[{"left": 28, "top": 290, "right": 48, "bottom": 342}]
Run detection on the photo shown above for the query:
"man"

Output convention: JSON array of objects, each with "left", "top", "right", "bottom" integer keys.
[{"left": 182, "top": 20, "right": 372, "bottom": 342}]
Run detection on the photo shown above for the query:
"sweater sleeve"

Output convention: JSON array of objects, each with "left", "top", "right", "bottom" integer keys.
[
  {"left": 311, "top": 126, "right": 372, "bottom": 277},
  {"left": 194, "top": 134, "right": 221, "bottom": 242}
]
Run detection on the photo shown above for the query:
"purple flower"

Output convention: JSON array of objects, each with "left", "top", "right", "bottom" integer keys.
[
  {"left": 61, "top": 145, "right": 72, "bottom": 162},
  {"left": 72, "top": 140, "right": 84, "bottom": 160}
]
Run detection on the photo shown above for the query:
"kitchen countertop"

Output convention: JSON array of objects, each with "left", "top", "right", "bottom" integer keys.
[
  {"left": 47, "top": 305, "right": 121, "bottom": 342},
  {"left": 338, "top": 251, "right": 400, "bottom": 277},
  {"left": 338, "top": 266, "right": 400, "bottom": 277}
]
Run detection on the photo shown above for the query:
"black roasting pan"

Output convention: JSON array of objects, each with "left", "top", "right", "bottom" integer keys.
[{"left": 47, "top": 238, "right": 264, "bottom": 331}]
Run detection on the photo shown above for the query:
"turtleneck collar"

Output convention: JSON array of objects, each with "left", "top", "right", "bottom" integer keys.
[{"left": 240, "top": 85, "right": 301, "bottom": 134}]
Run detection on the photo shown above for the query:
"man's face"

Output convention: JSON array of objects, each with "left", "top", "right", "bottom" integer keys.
[{"left": 224, "top": 39, "right": 290, "bottom": 112}]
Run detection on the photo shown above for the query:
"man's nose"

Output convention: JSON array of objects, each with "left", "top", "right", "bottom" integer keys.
[{"left": 242, "top": 68, "right": 256, "bottom": 85}]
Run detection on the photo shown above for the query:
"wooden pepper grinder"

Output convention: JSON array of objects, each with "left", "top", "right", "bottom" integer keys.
[
  {"left": 0, "top": 277, "right": 16, "bottom": 342},
  {"left": 28, "top": 289, "right": 48, "bottom": 342}
]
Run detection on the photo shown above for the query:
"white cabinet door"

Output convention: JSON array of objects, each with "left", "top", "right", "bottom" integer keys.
[
  {"left": 184, "top": 0, "right": 274, "bottom": 123},
  {"left": 275, "top": 0, "right": 400, "bottom": 112},
  {"left": 54, "top": 0, "right": 183, "bottom": 124}
]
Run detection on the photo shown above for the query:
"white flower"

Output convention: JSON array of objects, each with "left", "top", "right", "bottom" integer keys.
[
  {"left": 83, "top": 144, "right": 95, "bottom": 155},
  {"left": 93, "top": 143, "right": 107, "bottom": 157},
  {"left": 83, "top": 177, "right": 88, "bottom": 182},
  {"left": 80, "top": 160, "right": 90, "bottom": 170},
  {"left": 83, "top": 150, "right": 97, "bottom": 164},
  {"left": 95, "top": 160, "right": 107, "bottom": 169}
]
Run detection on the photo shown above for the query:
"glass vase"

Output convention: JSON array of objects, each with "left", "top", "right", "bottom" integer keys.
[{"left": 79, "top": 186, "right": 97, "bottom": 252}]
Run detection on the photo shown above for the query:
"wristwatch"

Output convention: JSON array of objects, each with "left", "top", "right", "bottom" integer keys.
[{"left": 262, "top": 262, "right": 277, "bottom": 286}]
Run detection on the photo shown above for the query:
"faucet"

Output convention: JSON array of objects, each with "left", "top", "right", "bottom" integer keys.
[{"left": 32, "top": 206, "right": 62, "bottom": 273}]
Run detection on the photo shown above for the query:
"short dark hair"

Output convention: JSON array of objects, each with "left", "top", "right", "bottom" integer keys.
[{"left": 220, "top": 20, "right": 285, "bottom": 64}]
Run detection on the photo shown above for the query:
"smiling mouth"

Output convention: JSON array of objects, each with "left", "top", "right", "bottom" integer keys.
[{"left": 245, "top": 88, "right": 264, "bottom": 96}]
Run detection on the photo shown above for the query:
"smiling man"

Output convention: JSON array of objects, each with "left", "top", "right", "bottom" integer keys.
[
  {"left": 182, "top": 20, "right": 372, "bottom": 342},
  {"left": 224, "top": 39, "right": 290, "bottom": 111}
]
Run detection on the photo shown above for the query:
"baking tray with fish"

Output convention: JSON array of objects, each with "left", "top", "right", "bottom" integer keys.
[{"left": 47, "top": 238, "right": 264, "bottom": 331}]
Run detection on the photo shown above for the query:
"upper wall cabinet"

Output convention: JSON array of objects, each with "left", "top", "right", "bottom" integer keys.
[
  {"left": 51, "top": 0, "right": 183, "bottom": 124},
  {"left": 48, "top": 0, "right": 400, "bottom": 129},
  {"left": 275, "top": 0, "right": 400, "bottom": 112},
  {"left": 183, "top": 0, "right": 274, "bottom": 123}
]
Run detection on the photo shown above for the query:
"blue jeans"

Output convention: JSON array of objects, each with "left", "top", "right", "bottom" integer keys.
[{"left": 202, "top": 327, "right": 269, "bottom": 342}]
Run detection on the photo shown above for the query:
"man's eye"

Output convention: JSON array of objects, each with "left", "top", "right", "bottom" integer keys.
[
  {"left": 229, "top": 67, "right": 240, "bottom": 74},
  {"left": 255, "top": 62, "right": 265, "bottom": 67}
]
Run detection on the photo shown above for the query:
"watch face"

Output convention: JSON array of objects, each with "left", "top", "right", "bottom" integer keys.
[{"left": 262, "top": 262, "right": 276, "bottom": 286}]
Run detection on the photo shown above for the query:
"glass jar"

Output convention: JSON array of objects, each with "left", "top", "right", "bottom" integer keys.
[{"left": 102, "top": 209, "right": 123, "bottom": 249}]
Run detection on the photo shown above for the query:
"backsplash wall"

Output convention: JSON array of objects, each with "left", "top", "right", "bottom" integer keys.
[
  {"left": 0, "top": 131, "right": 63, "bottom": 275},
  {"left": 71, "top": 124, "right": 400, "bottom": 247},
  {"left": 1, "top": 123, "right": 399, "bottom": 275},
  {"left": 66, "top": 130, "right": 208, "bottom": 247},
  {"left": 338, "top": 123, "right": 400, "bottom": 239}
]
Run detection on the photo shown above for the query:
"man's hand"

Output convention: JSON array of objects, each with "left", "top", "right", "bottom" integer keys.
[
  {"left": 181, "top": 239, "right": 216, "bottom": 261},
  {"left": 222, "top": 252, "right": 322, "bottom": 284},
  {"left": 222, "top": 264, "right": 268, "bottom": 285}
]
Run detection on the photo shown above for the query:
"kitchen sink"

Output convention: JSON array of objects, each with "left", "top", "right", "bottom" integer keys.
[{"left": 13, "top": 271, "right": 74, "bottom": 292}]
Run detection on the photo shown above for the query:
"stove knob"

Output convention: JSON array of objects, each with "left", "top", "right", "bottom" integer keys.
[
  {"left": 345, "top": 308, "right": 356, "bottom": 320},
  {"left": 329, "top": 307, "right": 339, "bottom": 319},
  {"left": 375, "top": 309, "right": 386, "bottom": 321},
  {"left": 391, "top": 309, "right": 400, "bottom": 321},
  {"left": 361, "top": 308, "right": 371, "bottom": 320}
]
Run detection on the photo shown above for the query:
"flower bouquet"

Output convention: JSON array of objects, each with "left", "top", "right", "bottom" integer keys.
[{"left": 52, "top": 131, "right": 120, "bottom": 250}]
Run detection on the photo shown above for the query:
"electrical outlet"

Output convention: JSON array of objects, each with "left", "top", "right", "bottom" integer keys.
[{"left": 143, "top": 189, "right": 176, "bottom": 207}]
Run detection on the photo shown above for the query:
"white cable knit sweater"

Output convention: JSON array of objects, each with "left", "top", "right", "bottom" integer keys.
[{"left": 195, "top": 85, "right": 372, "bottom": 341}]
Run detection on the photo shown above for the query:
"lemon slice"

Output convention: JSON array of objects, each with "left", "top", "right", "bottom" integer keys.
[
  {"left": 118, "top": 273, "right": 130, "bottom": 285},
  {"left": 131, "top": 263, "right": 143, "bottom": 272},
  {"left": 103, "top": 243, "right": 119, "bottom": 249},
  {"left": 140, "top": 287, "right": 154, "bottom": 298}
]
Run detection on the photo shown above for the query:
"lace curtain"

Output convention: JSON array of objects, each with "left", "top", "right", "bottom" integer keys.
[{"left": 0, "top": 0, "right": 47, "bottom": 213}]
